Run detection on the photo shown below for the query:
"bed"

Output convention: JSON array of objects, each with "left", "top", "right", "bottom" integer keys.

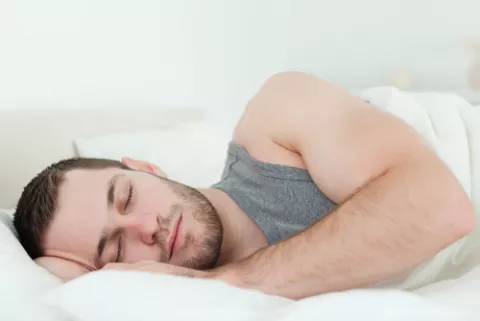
[{"left": 1, "top": 92, "right": 480, "bottom": 321}]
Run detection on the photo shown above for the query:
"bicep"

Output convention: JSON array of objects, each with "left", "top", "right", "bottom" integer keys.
[{"left": 261, "top": 72, "right": 427, "bottom": 203}]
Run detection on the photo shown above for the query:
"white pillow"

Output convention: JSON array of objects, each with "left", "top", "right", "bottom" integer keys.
[
  {"left": 74, "top": 121, "right": 232, "bottom": 188},
  {"left": 42, "top": 269, "right": 474, "bottom": 321},
  {"left": 44, "top": 271, "right": 291, "bottom": 321},
  {"left": 0, "top": 209, "right": 70, "bottom": 321}
]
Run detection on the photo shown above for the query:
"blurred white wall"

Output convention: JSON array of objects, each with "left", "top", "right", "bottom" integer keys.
[
  {"left": 286, "top": 0, "right": 479, "bottom": 90},
  {"left": 0, "top": 0, "right": 479, "bottom": 117}
]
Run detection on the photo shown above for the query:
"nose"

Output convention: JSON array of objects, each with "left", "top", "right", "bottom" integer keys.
[{"left": 118, "top": 212, "right": 160, "bottom": 246}]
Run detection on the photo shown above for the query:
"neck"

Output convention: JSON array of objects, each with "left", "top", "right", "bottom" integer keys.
[{"left": 198, "top": 188, "right": 268, "bottom": 266}]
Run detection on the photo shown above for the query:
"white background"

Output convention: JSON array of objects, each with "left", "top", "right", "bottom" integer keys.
[{"left": 1, "top": 0, "right": 479, "bottom": 119}]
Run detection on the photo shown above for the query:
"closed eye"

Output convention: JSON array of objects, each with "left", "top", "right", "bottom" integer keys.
[
  {"left": 115, "top": 235, "right": 123, "bottom": 263},
  {"left": 125, "top": 185, "right": 134, "bottom": 210}
]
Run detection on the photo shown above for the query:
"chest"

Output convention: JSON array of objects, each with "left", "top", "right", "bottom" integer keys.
[
  {"left": 214, "top": 141, "right": 338, "bottom": 245},
  {"left": 249, "top": 177, "right": 337, "bottom": 241}
]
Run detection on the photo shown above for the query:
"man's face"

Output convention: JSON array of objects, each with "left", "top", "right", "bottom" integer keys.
[{"left": 41, "top": 166, "right": 223, "bottom": 279}]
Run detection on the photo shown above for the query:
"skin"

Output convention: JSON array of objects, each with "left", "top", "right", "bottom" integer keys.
[
  {"left": 37, "top": 72, "right": 476, "bottom": 299},
  {"left": 39, "top": 161, "right": 266, "bottom": 280}
]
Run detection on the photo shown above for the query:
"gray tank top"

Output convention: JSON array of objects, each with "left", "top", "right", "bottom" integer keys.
[{"left": 211, "top": 142, "right": 338, "bottom": 245}]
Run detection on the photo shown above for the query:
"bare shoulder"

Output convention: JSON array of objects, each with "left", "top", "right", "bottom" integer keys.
[
  {"left": 233, "top": 72, "right": 431, "bottom": 202},
  {"left": 234, "top": 71, "right": 370, "bottom": 144},
  {"left": 232, "top": 71, "right": 381, "bottom": 168},
  {"left": 231, "top": 72, "right": 319, "bottom": 168}
]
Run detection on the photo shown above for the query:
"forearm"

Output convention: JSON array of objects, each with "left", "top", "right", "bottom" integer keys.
[{"left": 214, "top": 156, "right": 474, "bottom": 299}]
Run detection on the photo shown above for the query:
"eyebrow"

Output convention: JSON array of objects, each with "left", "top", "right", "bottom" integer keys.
[{"left": 94, "top": 174, "right": 123, "bottom": 268}]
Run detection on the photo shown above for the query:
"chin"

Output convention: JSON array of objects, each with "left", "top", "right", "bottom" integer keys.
[
  {"left": 170, "top": 219, "right": 222, "bottom": 270},
  {"left": 172, "top": 243, "right": 220, "bottom": 270}
]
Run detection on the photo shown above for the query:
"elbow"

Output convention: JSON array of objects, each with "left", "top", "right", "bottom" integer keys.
[
  {"left": 402, "top": 148, "right": 476, "bottom": 243},
  {"left": 441, "top": 187, "right": 476, "bottom": 241},
  {"left": 455, "top": 197, "right": 476, "bottom": 238},
  {"left": 404, "top": 153, "right": 477, "bottom": 244}
]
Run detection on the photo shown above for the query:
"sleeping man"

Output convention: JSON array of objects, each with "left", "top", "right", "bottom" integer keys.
[{"left": 13, "top": 72, "right": 476, "bottom": 300}]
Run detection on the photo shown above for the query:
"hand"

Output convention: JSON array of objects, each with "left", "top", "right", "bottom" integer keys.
[
  {"left": 102, "top": 261, "right": 215, "bottom": 279},
  {"left": 102, "top": 261, "right": 245, "bottom": 294}
]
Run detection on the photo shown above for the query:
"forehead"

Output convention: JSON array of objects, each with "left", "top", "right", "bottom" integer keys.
[
  {"left": 58, "top": 167, "right": 123, "bottom": 213},
  {"left": 43, "top": 168, "right": 123, "bottom": 268}
]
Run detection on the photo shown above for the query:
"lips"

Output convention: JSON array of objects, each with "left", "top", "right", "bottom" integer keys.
[{"left": 168, "top": 215, "right": 182, "bottom": 260}]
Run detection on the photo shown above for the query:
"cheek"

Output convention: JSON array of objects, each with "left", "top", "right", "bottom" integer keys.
[
  {"left": 135, "top": 183, "right": 178, "bottom": 213},
  {"left": 183, "top": 213, "right": 209, "bottom": 241},
  {"left": 124, "top": 242, "right": 161, "bottom": 263},
  {"left": 36, "top": 257, "right": 90, "bottom": 281}
]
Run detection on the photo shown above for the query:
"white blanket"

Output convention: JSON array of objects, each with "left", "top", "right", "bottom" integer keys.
[
  {"left": 358, "top": 87, "right": 480, "bottom": 290},
  {"left": 43, "top": 88, "right": 480, "bottom": 321}
]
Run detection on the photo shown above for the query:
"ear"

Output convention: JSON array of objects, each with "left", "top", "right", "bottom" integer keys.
[{"left": 121, "top": 157, "right": 167, "bottom": 178}]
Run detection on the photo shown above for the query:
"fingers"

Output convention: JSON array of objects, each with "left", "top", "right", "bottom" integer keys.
[
  {"left": 103, "top": 260, "right": 156, "bottom": 270},
  {"left": 101, "top": 261, "right": 202, "bottom": 278},
  {"left": 102, "top": 263, "right": 126, "bottom": 270}
]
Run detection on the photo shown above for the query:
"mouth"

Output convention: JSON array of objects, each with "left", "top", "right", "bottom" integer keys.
[{"left": 168, "top": 214, "right": 182, "bottom": 260}]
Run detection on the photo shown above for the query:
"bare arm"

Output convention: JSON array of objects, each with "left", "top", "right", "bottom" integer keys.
[{"left": 212, "top": 72, "right": 476, "bottom": 299}]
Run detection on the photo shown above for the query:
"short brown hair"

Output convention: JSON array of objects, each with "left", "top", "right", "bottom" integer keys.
[{"left": 13, "top": 158, "right": 129, "bottom": 260}]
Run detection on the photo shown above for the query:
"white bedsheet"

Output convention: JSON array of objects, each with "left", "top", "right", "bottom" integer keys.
[{"left": 42, "top": 88, "right": 480, "bottom": 321}]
